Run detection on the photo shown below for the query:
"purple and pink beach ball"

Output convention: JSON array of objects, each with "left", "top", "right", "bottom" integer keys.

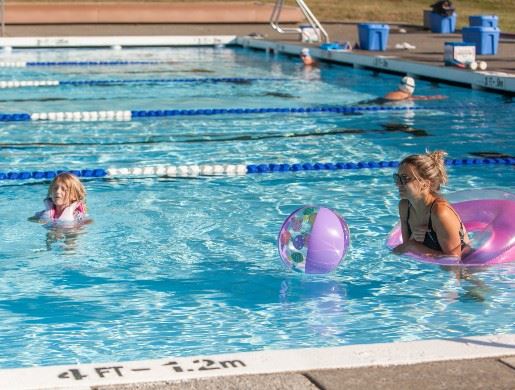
[{"left": 278, "top": 206, "right": 350, "bottom": 274}]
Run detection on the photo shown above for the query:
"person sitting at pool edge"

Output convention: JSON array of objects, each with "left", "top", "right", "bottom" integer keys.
[
  {"left": 392, "top": 150, "right": 469, "bottom": 258},
  {"left": 300, "top": 48, "right": 316, "bottom": 66},
  {"left": 384, "top": 76, "right": 447, "bottom": 101}
]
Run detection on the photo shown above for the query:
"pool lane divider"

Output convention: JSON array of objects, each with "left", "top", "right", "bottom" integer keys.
[
  {"left": 0, "top": 60, "right": 162, "bottom": 67},
  {"left": 0, "top": 77, "right": 288, "bottom": 89},
  {"left": 1, "top": 158, "right": 513, "bottom": 182},
  {"left": 0, "top": 105, "right": 428, "bottom": 122}
]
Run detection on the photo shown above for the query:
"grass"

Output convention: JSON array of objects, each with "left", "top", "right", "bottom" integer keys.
[{"left": 12, "top": 0, "right": 515, "bottom": 32}]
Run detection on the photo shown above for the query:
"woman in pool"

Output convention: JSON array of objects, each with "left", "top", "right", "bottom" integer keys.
[
  {"left": 392, "top": 150, "right": 469, "bottom": 258},
  {"left": 31, "top": 172, "right": 88, "bottom": 224}
]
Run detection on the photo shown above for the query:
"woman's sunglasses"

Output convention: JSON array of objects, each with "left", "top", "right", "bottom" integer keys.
[{"left": 393, "top": 173, "right": 415, "bottom": 185}]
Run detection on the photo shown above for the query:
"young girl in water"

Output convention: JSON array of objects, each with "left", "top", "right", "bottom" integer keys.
[
  {"left": 393, "top": 150, "right": 469, "bottom": 258},
  {"left": 31, "top": 172, "right": 88, "bottom": 224}
]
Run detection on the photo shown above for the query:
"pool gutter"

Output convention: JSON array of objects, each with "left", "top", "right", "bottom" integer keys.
[{"left": 0, "top": 334, "right": 513, "bottom": 389}]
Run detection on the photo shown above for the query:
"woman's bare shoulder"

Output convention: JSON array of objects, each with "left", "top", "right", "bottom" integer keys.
[{"left": 432, "top": 199, "right": 460, "bottom": 224}]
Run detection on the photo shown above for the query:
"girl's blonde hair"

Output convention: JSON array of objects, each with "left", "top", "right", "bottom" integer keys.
[
  {"left": 47, "top": 172, "right": 86, "bottom": 205},
  {"left": 401, "top": 150, "right": 448, "bottom": 192}
]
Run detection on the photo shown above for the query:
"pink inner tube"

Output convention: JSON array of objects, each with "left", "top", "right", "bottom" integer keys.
[{"left": 387, "top": 195, "right": 515, "bottom": 267}]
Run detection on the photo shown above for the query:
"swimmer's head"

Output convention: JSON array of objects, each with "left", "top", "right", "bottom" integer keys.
[
  {"left": 300, "top": 48, "right": 311, "bottom": 57},
  {"left": 399, "top": 76, "right": 415, "bottom": 95}
]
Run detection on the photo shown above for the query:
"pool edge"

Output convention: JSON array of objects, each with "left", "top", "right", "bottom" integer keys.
[{"left": 1, "top": 333, "right": 513, "bottom": 389}]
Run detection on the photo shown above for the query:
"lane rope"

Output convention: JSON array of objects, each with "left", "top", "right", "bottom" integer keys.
[
  {"left": 0, "top": 105, "right": 428, "bottom": 122},
  {"left": 1, "top": 158, "right": 513, "bottom": 181},
  {"left": 0, "top": 60, "right": 162, "bottom": 68},
  {"left": 0, "top": 77, "right": 288, "bottom": 89}
]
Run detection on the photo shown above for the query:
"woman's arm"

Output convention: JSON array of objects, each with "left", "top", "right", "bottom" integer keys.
[
  {"left": 398, "top": 199, "right": 410, "bottom": 243},
  {"left": 431, "top": 203, "right": 463, "bottom": 256},
  {"left": 392, "top": 200, "right": 412, "bottom": 254}
]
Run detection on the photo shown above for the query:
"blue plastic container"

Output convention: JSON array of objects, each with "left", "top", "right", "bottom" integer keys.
[
  {"left": 357, "top": 24, "right": 389, "bottom": 51},
  {"left": 469, "top": 15, "right": 498, "bottom": 28},
  {"left": 430, "top": 12, "right": 457, "bottom": 33},
  {"left": 462, "top": 26, "right": 500, "bottom": 55}
]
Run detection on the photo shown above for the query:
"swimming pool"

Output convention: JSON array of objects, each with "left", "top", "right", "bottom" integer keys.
[{"left": 0, "top": 46, "right": 513, "bottom": 369}]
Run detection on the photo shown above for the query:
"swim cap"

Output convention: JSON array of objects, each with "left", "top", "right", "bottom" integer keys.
[
  {"left": 301, "top": 48, "right": 311, "bottom": 56},
  {"left": 399, "top": 76, "right": 415, "bottom": 94}
]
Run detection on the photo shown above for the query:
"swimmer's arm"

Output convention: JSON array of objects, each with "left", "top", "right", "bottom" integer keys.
[
  {"left": 431, "top": 204, "right": 463, "bottom": 257},
  {"left": 411, "top": 95, "right": 448, "bottom": 101}
]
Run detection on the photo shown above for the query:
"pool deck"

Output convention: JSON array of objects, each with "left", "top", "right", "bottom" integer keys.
[
  {"left": 0, "top": 16, "right": 514, "bottom": 390},
  {"left": 1, "top": 334, "right": 514, "bottom": 389}
]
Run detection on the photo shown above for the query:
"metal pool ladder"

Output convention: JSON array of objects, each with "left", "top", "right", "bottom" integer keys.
[{"left": 270, "top": 0, "right": 329, "bottom": 43}]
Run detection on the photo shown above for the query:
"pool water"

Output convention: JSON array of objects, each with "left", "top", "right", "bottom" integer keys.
[{"left": 0, "top": 47, "right": 513, "bottom": 369}]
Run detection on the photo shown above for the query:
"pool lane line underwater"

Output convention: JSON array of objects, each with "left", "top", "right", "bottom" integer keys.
[
  {"left": 1, "top": 158, "right": 513, "bottom": 182},
  {"left": 0, "top": 77, "right": 289, "bottom": 89},
  {"left": 0, "top": 334, "right": 513, "bottom": 389}
]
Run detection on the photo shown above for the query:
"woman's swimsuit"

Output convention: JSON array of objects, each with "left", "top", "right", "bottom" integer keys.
[{"left": 407, "top": 199, "right": 466, "bottom": 251}]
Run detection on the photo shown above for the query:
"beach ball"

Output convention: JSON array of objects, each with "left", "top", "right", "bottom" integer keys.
[{"left": 278, "top": 206, "right": 350, "bottom": 274}]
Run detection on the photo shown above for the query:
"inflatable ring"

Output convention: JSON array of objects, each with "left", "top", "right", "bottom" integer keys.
[{"left": 387, "top": 190, "right": 515, "bottom": 266}]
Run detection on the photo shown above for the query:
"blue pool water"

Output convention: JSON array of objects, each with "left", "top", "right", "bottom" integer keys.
[{"left": 0, "top": 47, "right": 513, "bottom": 369}]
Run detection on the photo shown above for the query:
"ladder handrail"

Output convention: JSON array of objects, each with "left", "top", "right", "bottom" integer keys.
[
  {"left": 270, "top": 0, "right": 301, "bottom": 34},
  {"left": 270, "top": 0, "right": 330, "bottom": 43}
]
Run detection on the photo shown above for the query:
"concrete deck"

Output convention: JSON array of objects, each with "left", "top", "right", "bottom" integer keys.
[
  {"left": 0, "top": 14, "right": 514, "bottom": 390},
  {"left": 3, "top": 2, "right": 304, "bottom": 24},
  {"left": 96, "top": 357, "right": 515, "bottom": 389}
]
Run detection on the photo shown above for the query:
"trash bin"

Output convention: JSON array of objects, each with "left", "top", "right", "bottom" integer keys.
[
  {"left": 357, "top": 24, "right": 389, "bottom": 51},
  {"left": 430, "top": 12, "right": 457, "bottom": 33},
  {"left": 469, "top": 15, "right": 498, "bottom": 28},
  {"left": 462, "top": 26, "right": 500, "bottom": 55}
]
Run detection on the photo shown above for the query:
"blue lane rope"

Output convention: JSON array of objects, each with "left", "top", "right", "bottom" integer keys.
[
  {"left": 0, "top": 77, "right": 289, "bottom": 89},
  {"left": 1, "top": 158, "right": 513, "bottom": 181},
  {"left": 26, "top": 61, "right": 161, "bottom": 67},
  {"left": 129, "top": 105, "right": 427, "bottom": 118},
  {"left": 0, "top": 105, "right": 429, "bottom": 122},
  {"left": 61, "top": 77, "right": 288, "bottom": 85}
]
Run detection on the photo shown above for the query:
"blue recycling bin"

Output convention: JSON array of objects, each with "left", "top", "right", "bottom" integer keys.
[
  {"left": 357, "top": 24, "right": 389, "bottom": 51},
  {"left": 430, "top": 12, "right": 457, "bottom": 33},
  {"left": 462, "top": 26, "right": 500, "bottom": 55},
  {"left": 469, "top": 15, "right": 498, "bottom": 28}
]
